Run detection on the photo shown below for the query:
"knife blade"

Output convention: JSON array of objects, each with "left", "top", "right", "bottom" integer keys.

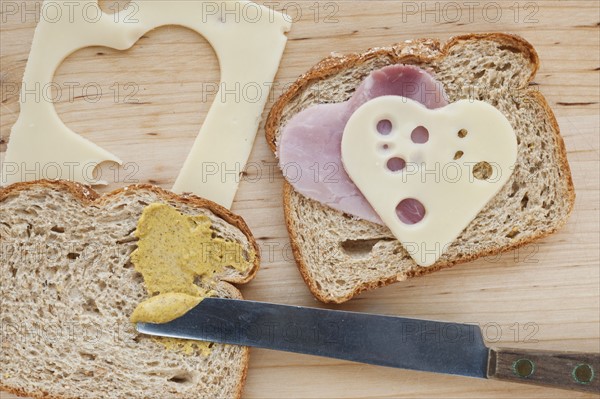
[{"left": 136, "top": 297, "right": 599, "bottom": 393}]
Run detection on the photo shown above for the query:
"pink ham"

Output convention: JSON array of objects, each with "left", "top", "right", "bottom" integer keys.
[{"left": 278, "top": 65, "right": 448, "bottom": 224}]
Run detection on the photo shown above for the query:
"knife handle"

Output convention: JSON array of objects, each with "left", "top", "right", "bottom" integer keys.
[{"left": 488, "top": 347, "right": 600, "bottom": 393}]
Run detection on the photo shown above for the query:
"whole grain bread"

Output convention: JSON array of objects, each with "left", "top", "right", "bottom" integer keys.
[
  {"left": 266, "top": 33, "right": 575, "bottom": 303},
  {"left": 0, "top": 180, "right": 260, "bottom": 399}
]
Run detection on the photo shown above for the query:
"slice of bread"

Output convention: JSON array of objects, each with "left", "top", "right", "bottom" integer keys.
[
  {"left": 0, "top": 180, "right": 260, "bottom": 399},
  {"left": 266, "top": 33, "right": 575, "bottom": 303}
]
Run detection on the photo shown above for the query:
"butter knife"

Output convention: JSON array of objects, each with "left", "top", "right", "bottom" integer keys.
[{"left": 136, "top": 297, "right": 599, "bottom": 393}]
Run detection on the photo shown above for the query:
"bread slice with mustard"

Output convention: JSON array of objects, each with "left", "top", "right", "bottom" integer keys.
[
  {"left": 265, "top": 33, "right": 575, "bottom": 303},
  {"left": 0, "top": 180, "right": 259, "bottom": 399}
]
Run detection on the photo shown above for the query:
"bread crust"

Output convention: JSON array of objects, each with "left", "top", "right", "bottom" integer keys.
[
  {"left": 0, "top": 179, "right": 258, "bottom": 399},
  {"left": 268, "top": 33, "right": 575, "bottom": 303},
  {"left": 0, "top": 179, "right": 261, "bottom": 284}
]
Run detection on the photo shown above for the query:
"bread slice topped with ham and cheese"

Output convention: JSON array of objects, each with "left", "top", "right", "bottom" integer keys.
[{"left": 265, "top": 33, "right": 575, "bottom": 303}]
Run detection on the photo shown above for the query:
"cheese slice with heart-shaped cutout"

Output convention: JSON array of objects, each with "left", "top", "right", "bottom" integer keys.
[
  {"left": 2, "top": 0, "right": 291, "bottom": 209},
  {"left": 341, "top": 96, "right": 518, "bottom": 267}
]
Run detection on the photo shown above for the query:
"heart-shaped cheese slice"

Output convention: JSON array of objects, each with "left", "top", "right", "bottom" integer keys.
[{"left": 341, "top": 96, "right": 518, "bottom": 267}]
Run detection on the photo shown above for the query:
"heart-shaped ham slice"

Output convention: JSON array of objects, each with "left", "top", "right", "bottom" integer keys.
[
  {"left": 278, "top": 65, "right": 447, "bottom": 224},
  {"left": 341, "top": 96, "right": 518, "bottom": 266}
]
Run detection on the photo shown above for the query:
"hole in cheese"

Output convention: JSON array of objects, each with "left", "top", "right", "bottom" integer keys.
[
  {"left": 379, "top": 143, "right": 392, "bottom": 153},
  {"left": 473, "top": 161, "right": 493, "bottom": 180},
  {"left": 396, "top": 198, "right": 426, "bottom": 225},
  {"left": 52, "top": 25, "right": 220, "bottom": 192},
  {"left": 410, "top": 126, "right": 429, "bottom": 143},
  {"left": 386, "top": 157, "right": 406, "bottom": 172},
  {"left": 376, "top": 119, "right": 392, "bottom": 135}
]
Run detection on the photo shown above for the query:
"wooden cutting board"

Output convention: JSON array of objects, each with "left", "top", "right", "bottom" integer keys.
[{"left": 1, "top": 1, "right": 598, "bottom": 398}]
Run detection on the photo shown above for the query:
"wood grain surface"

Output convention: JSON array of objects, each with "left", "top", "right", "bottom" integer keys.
[{"left": 1, "top": 1, "right": 599, "bottom": 398}]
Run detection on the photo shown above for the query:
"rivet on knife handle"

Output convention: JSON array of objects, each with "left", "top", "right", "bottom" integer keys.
[{"left": 487, "top": 348, "right": 599, "bottom": 393}]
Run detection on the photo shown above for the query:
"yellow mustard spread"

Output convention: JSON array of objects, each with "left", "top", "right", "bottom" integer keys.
[
  {"left": 130, "top": 203, "right": 254, "bottom": 354},
  {"left": 130, "top": 292, "right": 202, "bottom": 324}
]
